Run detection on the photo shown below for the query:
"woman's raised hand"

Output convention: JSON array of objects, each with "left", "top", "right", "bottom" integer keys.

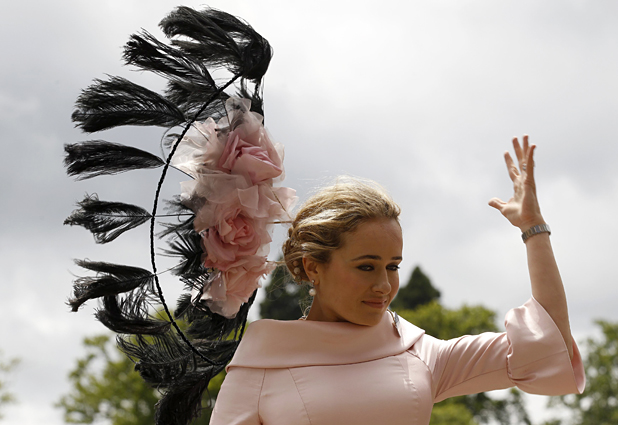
[{"left": 488, "top": 135, "right": 545, "bottom": 231}]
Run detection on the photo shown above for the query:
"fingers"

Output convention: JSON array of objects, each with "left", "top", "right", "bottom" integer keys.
[
  {"left": 512, "top": 137, "right": 523, "bottom": 166},
  {"left": 504, "top": 151, "right": 519, "bottom": 181},
  {"left": 526, "top": 143, "right": 536, "bottom": 182},
  {"left": 512, "top": 135, "right": 532, "bottom": 175},
  {"left": 488, "top": 197, "right": 506, "bottom": 211}
]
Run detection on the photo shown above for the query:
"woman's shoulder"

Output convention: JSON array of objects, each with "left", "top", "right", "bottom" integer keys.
[{"left": 227, "top": 312, "right": 425, "bottom": 370}]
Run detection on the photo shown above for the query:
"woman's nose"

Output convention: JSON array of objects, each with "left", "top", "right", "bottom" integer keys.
[{"left": 372, "top": 271, "right": 391, "bottom": 294}]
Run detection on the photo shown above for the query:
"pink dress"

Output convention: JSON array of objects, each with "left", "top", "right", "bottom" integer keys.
[{"left": 210, "top": 298, "right": 585, "bottom": 425}]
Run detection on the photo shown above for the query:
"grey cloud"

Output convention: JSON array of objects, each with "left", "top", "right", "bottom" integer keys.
[{"left": 1, "top": 1, "right": 617, "bottom": 424}]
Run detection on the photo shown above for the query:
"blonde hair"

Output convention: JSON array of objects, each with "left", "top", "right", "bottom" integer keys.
[{"left": 282, "top": 177, "right": 401, "bottom": 281}]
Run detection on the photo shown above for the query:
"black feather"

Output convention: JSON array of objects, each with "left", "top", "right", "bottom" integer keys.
[
  {"left": 118, "top": 333, "right": 237, "bottom": 425},
  {"left": 162, "top": 231, "right": 205, "bottom": 278},
  {"left": 96, "top": 295, "right": 170, "bottom": 335},
  {"left": 238, "top": 79, "right": 265, "bottom": 117},
  {"left": 72, "top": 76, "right": 186, "bottom": 132},
  {"left": 157, "top": 216, "right": 195, "bottom": 239},
  {"left": 124, "top": 31, "right": 216, "bottom": 88},
  {"left": 64, "top": 194, "right": 151, "bottom": 243},
  {"left": 165, "top": 81, "right": 231, "bottom": 122},
  {"left": 119, "top": 333, "right": 192, "bottom": 386},
  {"left": 176, "top": 289, "right": 257, "bottom": 341},
  {"left": 66, "top": 6, "right": 275, "bottom": 425},
  {"left": 154, "top": 367, "right": 220, "bottom": 425},
  {"left": 119, "top": 332, "right": 235, "bottom": 387},
  {"left": 64, "top": 140, "right": 164, "bottom": 179},
  {"left": 160, "top": 7, "right": 272, "bottom": 82},
  {"left": 69, "top": 261, "right": 154, "bottom": 311},
  {"left": 157, "top": 196, "right": 196, "bottom": 238},
  {"left": 164, "top": 195, "right": 195, "bottom": 215},
  {"left": 159, "top": 7, "right": 271, "bottom": 119}
]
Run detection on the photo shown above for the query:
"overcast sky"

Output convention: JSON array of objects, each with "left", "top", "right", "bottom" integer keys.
[{"left": 1, "top": 1, "right": 617, "bottom": 424}]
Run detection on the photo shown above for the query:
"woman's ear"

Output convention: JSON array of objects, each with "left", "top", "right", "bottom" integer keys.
[{"left": 302, "top": 256, "right": 319, "bottom": 283}]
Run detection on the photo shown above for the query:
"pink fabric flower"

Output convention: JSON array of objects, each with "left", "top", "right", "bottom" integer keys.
[
  {"left": 171, "top": 118, "right": 218, "bottom": 176},
  {"left": 174, "top": 97, "right": 283, "bottom": 185},
  {"left": 193, "top": 258, "right": 275, "bottom": 318},
  {"left": 201, "top": 209, "right": 271, "bottom": 271},
  {"left": 192, "top": 182, "right": 297, "bottom": 233},
  {"left": 217, "top": 128, "right": 283, "bottom": 184},
  {"left": 171, "top": 96, "right": 296, "bottom": 317}
]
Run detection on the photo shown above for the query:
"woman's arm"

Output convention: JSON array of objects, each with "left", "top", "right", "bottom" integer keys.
[
  {"left": 210, "top": 367, "right": 264, "bottom": 425},
  {"left": 524, "top": 233, "right": 573, "bottom": 359},
  {"left": 488, "top": 135, "right": 573, "bottom": 359}
]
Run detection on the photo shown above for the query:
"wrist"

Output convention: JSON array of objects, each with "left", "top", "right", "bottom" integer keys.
[{"left": 517, "top": 217, "right": 546, "bottom": 233}]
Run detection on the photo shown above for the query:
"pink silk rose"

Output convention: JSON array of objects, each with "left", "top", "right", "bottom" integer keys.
[
  {"left": 192, "top": 257, "right": 275, "bottom": 318},
  {"left": 219, "top": 258, "right": 275, "bottom": 317},
  {"left": 217, "top": 127, "right": 283, "bottom": 184},
  {"left": 193, "top": 182, "right": 297, "bottom": 233},
  {"left": 171, "top": 97, "right": 295, "bottom": 317},
  {"left": 201, "top": 208, "right": 270, "bottom": 271},
  {"left": 172, "top": 97, "right": 285, "bottom": 186}
]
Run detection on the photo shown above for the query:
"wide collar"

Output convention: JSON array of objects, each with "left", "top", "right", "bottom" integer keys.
[{"left": 227, "top": 312, "right": 425, "bottom": 370}]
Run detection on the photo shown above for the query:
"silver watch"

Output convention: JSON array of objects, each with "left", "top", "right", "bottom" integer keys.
[{"left": 521, "top": 224, "right": 551, "bottom": 243}]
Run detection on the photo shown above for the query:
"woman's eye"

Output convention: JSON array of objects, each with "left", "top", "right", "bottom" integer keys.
[{"left": 357, "top": 264, "right": 400, "bottom": 272}]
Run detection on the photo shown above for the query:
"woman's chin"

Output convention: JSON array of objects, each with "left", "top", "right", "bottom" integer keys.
[{"left": 349, "top": 311, "right": 385, "bottom": 327}]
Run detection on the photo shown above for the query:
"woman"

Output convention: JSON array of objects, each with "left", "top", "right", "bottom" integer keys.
[
  {"left": 63, "top": 6, "right": 582, "bottom": 424},
  {"left": 210, "top": 136, "right": 585, "bottom": 425}
]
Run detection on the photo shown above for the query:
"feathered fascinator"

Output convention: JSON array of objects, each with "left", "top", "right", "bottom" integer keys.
[{"left": 64, "top": 7, "right": 295, "bottom": 425}]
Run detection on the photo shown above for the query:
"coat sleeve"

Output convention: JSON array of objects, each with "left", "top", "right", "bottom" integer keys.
[
  {"left": 410, "top": 298, "right": 586, "bottom": 403},
  {"left": 209, "top": 367, "right": 264, "bottom": 425}
]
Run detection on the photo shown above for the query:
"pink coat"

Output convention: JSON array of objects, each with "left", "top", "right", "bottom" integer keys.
[{"left": 211, "top": 298, "right": 585, "bottom": 425}]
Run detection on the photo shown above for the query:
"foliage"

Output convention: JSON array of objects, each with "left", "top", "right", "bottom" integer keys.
[
  {"left": 396, "top": 301, "right": 499, "bottom": 339},
  {"left": 428, "top": 389, "right": 530, "bottom": 425},
  {"left": 428, "top": 401, "right": 477, "bottom": 425},
  {"left": 390, "top": 266, "right": 441, "bottom": 311},
  {"left": 0, "top": 350, "right": 19, "bottom": 420},
  {"left": 56, "top": 335, "right": 218, "bottom": 425},
  {"left": 546, "top": 320, "right": 618, "bottom": 425},
  {"left": 259, "top": 262, "right": 310, "bottom": 320}
]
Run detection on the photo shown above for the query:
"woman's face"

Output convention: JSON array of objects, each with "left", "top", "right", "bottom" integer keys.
[{"left": 304, "top": 218, "right": 403, "bottom": 326}]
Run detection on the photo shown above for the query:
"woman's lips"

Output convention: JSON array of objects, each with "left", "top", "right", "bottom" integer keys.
[{"left": 363, "top": 300, "right": 386, "bottom": 309}]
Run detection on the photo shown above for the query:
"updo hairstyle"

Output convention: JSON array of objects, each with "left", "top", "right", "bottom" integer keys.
[{"left": 282, "top": 177, "right": 401, "bottom": 282}]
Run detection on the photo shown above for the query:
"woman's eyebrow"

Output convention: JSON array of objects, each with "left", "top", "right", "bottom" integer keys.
[{"left": 350, "top": 255, "right": 403, "bottom": 261}]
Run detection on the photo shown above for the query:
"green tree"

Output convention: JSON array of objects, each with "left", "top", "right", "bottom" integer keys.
[
  {"left": 390, "top": 266, "right": 441, "bottom": 311},
  {"left": 260, "top": 264, "right": 440, "bottom": 320},
  {"left": 397, "top": 301, "right": 499, "bottom": 339},
  {"left": 545, "top": 320, "right": 618, "bottom": 425},
  {"left": 0, "top": 350, "right": 19, "bottom": 420},
  {"left": 57, "top": 335, "right": 217, "bottom": 425},
  {"left": 428, "top": 402, "right": 476, "bottom": 425},
  {"left": 260, "top": 262, "right": 310, "bottom": 320}
]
